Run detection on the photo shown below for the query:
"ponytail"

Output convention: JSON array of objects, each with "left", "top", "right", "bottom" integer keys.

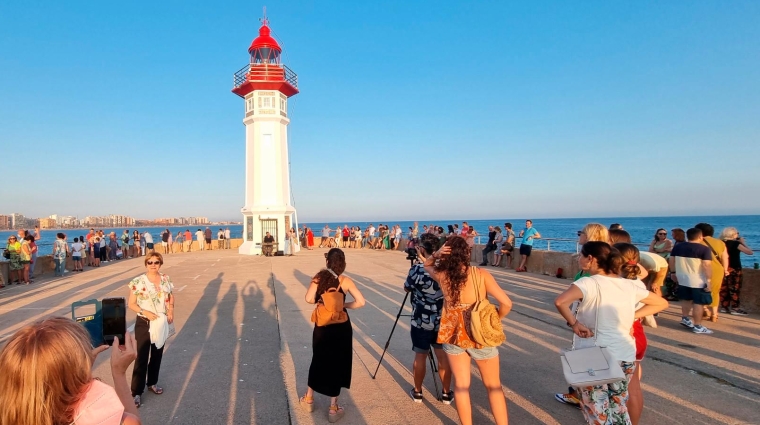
[
  {"left": 580, "top": 241, "right": 624, "bottom": 275},
  {"left": 613, "top": 243, "right": 641, "bottom": 280}
]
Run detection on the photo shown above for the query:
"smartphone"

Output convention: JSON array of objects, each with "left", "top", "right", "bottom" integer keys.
[{"left": 102, "top": 297, "right": 126, "bottom": 345}]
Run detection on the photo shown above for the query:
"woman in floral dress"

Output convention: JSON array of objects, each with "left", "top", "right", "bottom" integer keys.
[{"left": 126, "top": 252, "right": 175, "bottom": 408}]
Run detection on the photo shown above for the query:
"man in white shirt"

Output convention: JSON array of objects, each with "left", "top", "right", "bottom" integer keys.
[
  {"left": 71, "top": 237, "right": 84, "bottom": 272},
  {"left": 669, "top": 228, "right": 714, "bottom": 334},
  {"left": 368, "top": 224, "right": 376, "bottom": 247},
  {"left": 224, "top": 228, "right": 231, "bottom": 249},
  {"left": 195, "top": 229, "right": 205, "bottom": 250},
  {"left": 143, "top": 232, "right": 154, "bottom": 255}
]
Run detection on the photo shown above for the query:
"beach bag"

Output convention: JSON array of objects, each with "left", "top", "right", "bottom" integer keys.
[
  {"left": 146, "top": 274, "right": 176, "bottom": 348},
  {"left": 3, "top": 248, "right": 10, "bottom": 259},
  {"left": 468, "top": 267, "right": 506, "bottom": 347},
  {"left": 642, "top": 315, "right": 658, "bottom": 328},
  {"left": 560, "top": 276, "right": 626, "bottom": 387},
  {"left": 311, "top": 278, "right": 348, "bottom": 327}
]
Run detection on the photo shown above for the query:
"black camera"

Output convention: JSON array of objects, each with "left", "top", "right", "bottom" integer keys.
[{"left": 406, "top": 247, "right": 418, "bottom": 261}]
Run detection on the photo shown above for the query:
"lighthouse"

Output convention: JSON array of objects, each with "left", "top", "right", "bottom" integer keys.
[{"left": 232, "top": 16, "right": 299, "bottom": 256}]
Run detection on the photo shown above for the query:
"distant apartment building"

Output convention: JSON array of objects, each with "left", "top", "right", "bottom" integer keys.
[
  {"left": 0, "top": 215, "right": 10, "bottom": 230},
  {"left": 11, "top": 213, "right": 27, "bottom": 229},
  {"left": 39, "top": 218, "right": 57, "bottom": 229}
]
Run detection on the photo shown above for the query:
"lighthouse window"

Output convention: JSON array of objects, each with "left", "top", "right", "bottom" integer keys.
[
  {"left": 259, "top": 96, "right": 274, "bottom": 108},
  {"left": 245, "top": 97, "right": 254, "bottom": 112},
  {"left": 280, "top": 95, "right": 287, "bottom": 113}
]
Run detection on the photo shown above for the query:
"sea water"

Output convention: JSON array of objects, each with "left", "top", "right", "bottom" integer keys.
[{"left": 2, "top": 215, "right": 757, "bottom": 267}]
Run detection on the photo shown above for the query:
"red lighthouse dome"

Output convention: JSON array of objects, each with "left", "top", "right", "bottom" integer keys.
[
  {"left": 232, "top": 18, "right": 298, "bottom": 98},
  {"left": 248, "top": 24, "right": 281, "bottom": 54}
]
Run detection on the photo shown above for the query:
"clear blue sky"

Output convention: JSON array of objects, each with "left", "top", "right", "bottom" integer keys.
[{"left": 1, "top": 1, "right": 759, "bottom": 222}]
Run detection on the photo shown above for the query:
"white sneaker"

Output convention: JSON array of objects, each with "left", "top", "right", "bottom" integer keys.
[
  {"left": 680, "top": 317, "right": 694, "bottom": 328},
  {"left": 692, "top": 325, "right": 714, "bottom": 334}
]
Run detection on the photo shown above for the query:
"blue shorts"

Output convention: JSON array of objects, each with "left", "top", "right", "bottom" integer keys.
[
  {"left": 411, "top": 326, "right": 442, "bottom": 353},
  {"left": 442, "top": 343, "right": 498, "bottom": 360},
  {"left": 677, "top": 286, "right": 712, "bottom": 305}
]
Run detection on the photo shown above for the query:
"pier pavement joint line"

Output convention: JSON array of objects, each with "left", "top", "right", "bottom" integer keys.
[{"left": 268, "top": 267, "right": 293, "bottom": 425}]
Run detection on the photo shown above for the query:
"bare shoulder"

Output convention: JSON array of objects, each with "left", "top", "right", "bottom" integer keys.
[
  {"left": 340, "top": 275, "right": 356, "bottom": 288},
  {"left": 122, "top": 412, "right": 142, "bottom": 425}
]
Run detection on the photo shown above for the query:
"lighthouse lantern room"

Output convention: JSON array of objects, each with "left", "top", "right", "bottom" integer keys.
[{"left": 232, "top": 16, "right": 299, "bottom": 256}]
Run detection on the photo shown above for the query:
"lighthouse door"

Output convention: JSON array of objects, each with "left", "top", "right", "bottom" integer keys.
[{"left": 261, "top": 218, "right": 278, "bottom": 242}]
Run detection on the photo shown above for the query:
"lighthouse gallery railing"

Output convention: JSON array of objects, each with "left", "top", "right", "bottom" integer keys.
[{"left": 233, "top": 64, "right": 298, "bottom": 90}]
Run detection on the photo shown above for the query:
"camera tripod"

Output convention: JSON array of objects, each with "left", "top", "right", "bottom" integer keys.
[{"left": 371, "top": 291, "right": 442, "bottom": 401}]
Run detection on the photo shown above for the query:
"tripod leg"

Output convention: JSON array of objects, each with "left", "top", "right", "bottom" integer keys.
[
  {"left": 372, "top": 292, "right": 410, "bottom": 379},
  {"left": 428, "top": 350, "right": 441, "bottom": 401}
]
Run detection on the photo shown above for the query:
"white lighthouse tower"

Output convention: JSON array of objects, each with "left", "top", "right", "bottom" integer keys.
[{"left": 232, "top": 16, "right": 299, "bottom": 255}]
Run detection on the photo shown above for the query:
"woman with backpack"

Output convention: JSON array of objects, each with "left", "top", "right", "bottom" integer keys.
[{"left": 299, "top": 248, "right": 365, "bottom": 423}]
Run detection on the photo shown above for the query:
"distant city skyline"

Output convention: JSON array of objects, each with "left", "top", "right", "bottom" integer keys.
[{"left": 2, "top": 1, "right": 759, "bottom": 220}]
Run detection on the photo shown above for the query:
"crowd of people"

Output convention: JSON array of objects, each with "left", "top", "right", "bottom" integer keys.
[
  {"left": 1, "top": 219, "right": 755, "bottom": 424},
  {"left": 1, "top": 227, "right": 234, "bottom": 288}
]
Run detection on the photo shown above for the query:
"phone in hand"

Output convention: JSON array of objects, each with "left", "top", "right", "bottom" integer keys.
[{"left": 102, "top": 297, "right": 127, "bottom": 345}]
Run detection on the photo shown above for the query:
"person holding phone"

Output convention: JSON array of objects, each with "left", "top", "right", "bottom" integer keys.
[
  {"left": 127, "top": 252, "right": 175, "bottom": 408},
  {"left": 0, "top": 317, "right": 141, "bottom": 425}
]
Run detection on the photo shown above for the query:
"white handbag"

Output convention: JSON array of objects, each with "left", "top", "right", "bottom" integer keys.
[{"left": 560, "top": 277, "right": 626, "bottom": 388}]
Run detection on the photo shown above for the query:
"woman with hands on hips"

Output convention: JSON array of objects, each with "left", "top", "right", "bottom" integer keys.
[
  {"left": 554, "top": 242, "right": 667, "bottom": 425},
  {"left": 0, "top": 317, "right": 141, "bottom": 425},
  {"left": 127, "top": 252, "right": 175, "bottom": 408}
]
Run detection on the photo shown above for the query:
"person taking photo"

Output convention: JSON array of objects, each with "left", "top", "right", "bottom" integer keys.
[{"left": 404, "top": 233, "right": 453, "bottom": 404}]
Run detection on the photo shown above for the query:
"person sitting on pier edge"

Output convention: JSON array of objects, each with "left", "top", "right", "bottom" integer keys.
[
  {"left": 263, "top": 232, "right": 275, "bottom": 256},
  {"left": 405, "top": 233, "right": 453, "bottom": 405}
]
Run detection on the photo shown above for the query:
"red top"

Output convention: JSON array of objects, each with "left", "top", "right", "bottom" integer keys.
[{"left": 248, "top": 24, "right": 281, "bottom": 53}]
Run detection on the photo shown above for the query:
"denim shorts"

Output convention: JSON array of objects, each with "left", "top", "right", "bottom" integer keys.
[
  {"left": 442, "top": 343, "right": 498, "bottom": 360},
  {"left": 411, "top": 326, "right": 442, "bottom": 353}
]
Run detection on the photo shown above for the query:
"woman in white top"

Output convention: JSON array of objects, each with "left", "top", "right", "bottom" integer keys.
[
  {"left": 127, "top": 252, "right": 175, "bottom": 408},
  {"left": 554, "top": 241, "right": 667, "bottom": 425}
]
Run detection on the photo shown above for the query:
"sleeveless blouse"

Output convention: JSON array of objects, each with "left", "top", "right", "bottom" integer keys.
[{"left": 436, "top": 267, "right": 484, "bottom": 349}]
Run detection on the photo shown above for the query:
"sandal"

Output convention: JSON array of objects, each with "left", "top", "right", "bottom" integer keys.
[
  {"left": 328, "top": 404, "right": 344, "bottom": 423},
  {"left": 299, "top": 395, "right": 314, "bottom": 413},
  {"left": 134, "top": 394, "right": 141, "bottom": 408},
  {"left": 147, "top": 385, "right": 163, "bottom": 395}
]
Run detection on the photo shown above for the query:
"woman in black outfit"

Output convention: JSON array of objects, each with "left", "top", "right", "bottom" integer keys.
[{"left": 300, "top": 248, "right": 365, "bottom": 423}]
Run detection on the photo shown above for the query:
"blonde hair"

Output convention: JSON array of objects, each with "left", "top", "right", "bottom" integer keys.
[
  {"left": 720, "top": 227, "right": 739, "bottom": 241},
  {"left": 583, "top": 223, "right": 610, "bottom": 243},
  {"left": 0, "top": 317, "right": 93, "bottom": 425}
]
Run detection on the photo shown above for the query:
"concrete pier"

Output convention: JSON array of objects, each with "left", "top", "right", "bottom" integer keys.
[{"left": 1, "top": 248, "right": 758, "bottom": 424}]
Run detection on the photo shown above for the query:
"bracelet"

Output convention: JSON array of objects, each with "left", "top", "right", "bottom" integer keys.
[{"left": 567, "top": 321, "right": 577, "bottom": 328}]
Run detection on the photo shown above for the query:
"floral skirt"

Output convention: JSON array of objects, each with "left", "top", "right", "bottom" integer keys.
[
  {"left": 578, "top": 361, "right": 636, "bottom": 425},
  {"left": 720, "top": 268, "right": 743, "bottom": 310},
  {"left": 9, "top": 253, "right": 23, "bottom": 271}
]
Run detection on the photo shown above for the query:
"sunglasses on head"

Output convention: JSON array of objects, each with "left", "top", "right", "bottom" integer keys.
[{"left": 147, "top": 260, "right": 161, "bottom": 265}]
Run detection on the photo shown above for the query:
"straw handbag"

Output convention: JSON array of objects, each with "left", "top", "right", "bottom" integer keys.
[
  {"left": 560, "top": 276, "right": 626, "bottom": 387},
  {"left": 469, "top": 267, "right": 506, "bottom": 347}
]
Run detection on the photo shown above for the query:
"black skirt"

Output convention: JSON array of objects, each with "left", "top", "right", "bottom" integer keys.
[{"left": 307, "top": 316, "right": 352, "bottom": 397}]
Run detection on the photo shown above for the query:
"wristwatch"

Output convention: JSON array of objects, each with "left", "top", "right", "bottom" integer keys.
[{"left": 139, "top": 309, "right": 144, "bottom": 316}]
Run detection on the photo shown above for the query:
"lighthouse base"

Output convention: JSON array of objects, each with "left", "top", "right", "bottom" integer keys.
[{"left": 238, "top": 208, "right": 297, "bottom": 256}]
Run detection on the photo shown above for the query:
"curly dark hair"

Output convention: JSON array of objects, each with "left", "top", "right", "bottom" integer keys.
[
  {"left": 434, "top": 236, "right": 471, "bottom": 305},
  {"left": 314, "top": 248, "right": 347, "bottom": 297}
]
